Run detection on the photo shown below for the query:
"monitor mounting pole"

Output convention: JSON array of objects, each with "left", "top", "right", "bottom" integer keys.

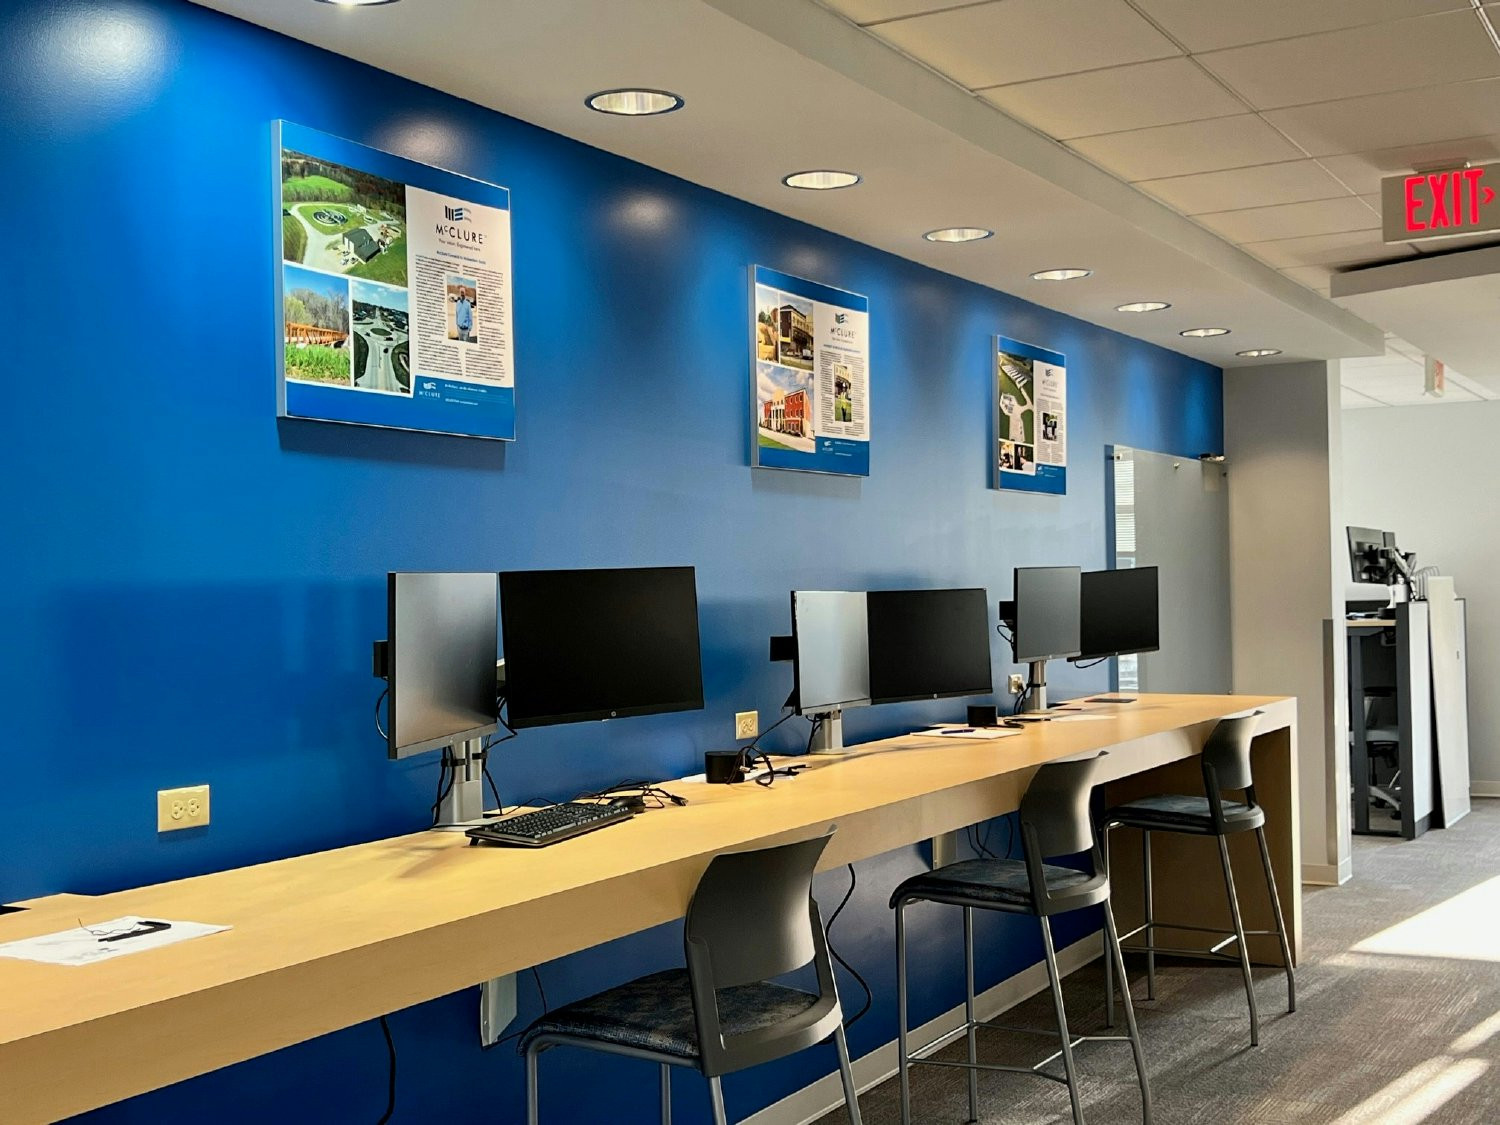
[
  {"left": 435, "top": 737, "right": 488, "bottom": 828},
  {"left": 807, "top": 710, "right": 847, "bottom": 755},
  {"left": 1020, "top": 660, "right": 1049, "bottom": 713}
]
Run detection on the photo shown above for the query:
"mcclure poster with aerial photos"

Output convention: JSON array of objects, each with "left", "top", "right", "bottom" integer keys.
[
  {"left": 751, "top": 266, "right": 870, "bottom": 476},
  {"left": 994, "top": 337, "right": 1067, "bottom": 495},
  {"left": 275, "top": 122, "right": 515, "bottom": 440}
]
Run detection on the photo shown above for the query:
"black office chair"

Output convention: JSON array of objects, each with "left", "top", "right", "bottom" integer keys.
[
  {"left": 1363, "top": 695, "right": 1402, "bottom": 813},
  {"left": 890, "top": 752, "right": 1151, "bottom": 1125},
  {"left": 1101, "top": 713, "right": 1294, "bottom": 1048},
  {"left": 520, "top": 829, "right": 862, "bottom": 1125}
]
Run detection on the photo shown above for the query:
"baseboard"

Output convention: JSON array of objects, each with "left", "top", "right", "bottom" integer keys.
[
  {"left": 1302, "top": 857, "right": 1351, "bottom": 887},
  {"left": 741, "top": 933, "right": 1102, "bottom": 1125},
  {"left": 1470, "top": 781, "right": 1500, "bottom": 799}
]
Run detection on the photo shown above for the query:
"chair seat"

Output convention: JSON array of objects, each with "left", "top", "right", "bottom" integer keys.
[
  {"left": 889, "top": 857, "right": 1095, "bottom": 911},
  {"left": 1106, "top": 793, "right": 1264, "bottom": 834},
  {"left": 517, "top": 968, "right": 820, "bottom": 1060}
]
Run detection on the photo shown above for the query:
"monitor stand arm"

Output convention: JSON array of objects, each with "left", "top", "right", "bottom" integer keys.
[
  {"left": 1020, "top": 660, "right": 1049, "bottom": 713},
  {"left": 807, "top": 710, "right": 847, "bottom": 755},
  {"left": 435, "top": 737, "right": 489, "bottom": 829}
]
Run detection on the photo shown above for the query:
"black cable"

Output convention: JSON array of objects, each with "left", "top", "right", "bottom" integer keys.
[
  {"left": 374, "top": 687, "right": 389, "bottom": 741},
  {"left": 430, "top": 753, "right": 456, "bottom": 826},
  {"left": 804, "top": 714, "right": 825, "bottom": 755},
  {"left": 376, "top": 1016, "right": 396, "bottom": 1124},
  {"left": 1073, "top": 655, "right": 1111, "bottom": 669},
  {"left": 825, "top": 864, "right": 872, "bottom": 1028}
]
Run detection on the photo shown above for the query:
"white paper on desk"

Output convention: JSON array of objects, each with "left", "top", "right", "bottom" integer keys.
[
  {"left": 0, "top": 916, "right": 231, "bottom": 966},
  {"left": 926, "top": 726, "right": 1022, "bottom": 740}
]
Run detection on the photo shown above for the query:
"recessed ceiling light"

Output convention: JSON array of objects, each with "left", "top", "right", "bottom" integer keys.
[
  {"left": 1116, "top": 301, "right": 1171, "bottom": 313},
  {"left": 782, "top": 170, "right": 861, "bottom": 190},
  {"left": 1236, "top": 348, "right": 1282, "bottom": 358},
  {"left": 1180, "top": 327, "right": 1231, "bottom": 338},
  {"left": 314, "top": 0, "right": 402, "bottom": 6},
  {"left": 924, "top": 227, "right": 993, "bottom": 243},
  {"left": 1031, "top": 268, "right": 1092, "bottom": 281},
  {"left": 585, "top": 89, "right": 685, "bottom": 116}
]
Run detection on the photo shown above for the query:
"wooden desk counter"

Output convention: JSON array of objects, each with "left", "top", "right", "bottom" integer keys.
[{"left": 0, "top": 693, "right": 1296, "bottom": 1122}]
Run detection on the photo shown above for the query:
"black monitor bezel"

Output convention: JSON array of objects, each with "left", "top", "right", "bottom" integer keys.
[
  {"left": 1072, "top": 566, "right": 1160, "bottom": 662},
  {"left": 865, "top": 587, "right": 994, "bottom": 706},
  {"left": 1011, "top": 566, "right": 1082, "bottom": 664},
  {"left": 499, "top": 565, "right": 705, "bottom": 730}
]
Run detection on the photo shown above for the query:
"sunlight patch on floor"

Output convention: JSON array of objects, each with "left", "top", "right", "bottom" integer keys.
[
  {"left": 1350, "top": 875, "right": 1500, "bottom": 963},
  {"left": 1328, "top": 1057, "right": 1490, "bottom": 1125}
]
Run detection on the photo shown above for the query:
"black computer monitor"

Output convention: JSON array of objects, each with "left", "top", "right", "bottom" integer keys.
[
  {"left": 386, "top": 572, "right": 499, "bottom": 761},
  {"left": 1076, "top": 567, "right": 1159, "bottom": 661},
  {"left": 790, "top": 590, "right": 871, "bottom": 714},
  {"left": 1347, "top": 526, "right": 1389, "bottom": 583},
  {"left": 1011, "top": 566, "right": 1081, "bottom": 663},
  {"left": 866, "top": 588, "right": 993, "bottom": 705},
  {"left": 499, "top": 566, "right": 705, "bottom": 729}
]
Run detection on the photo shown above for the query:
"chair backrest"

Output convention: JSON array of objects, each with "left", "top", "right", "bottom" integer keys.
[
  {"left": 684, "top": 829, "right": 833, "bottom": 990},
  {"left": 1019, "top": 752, "right": 1106, "bottom": 859},
  {"left": 1200, "top": 712, "right": 1263, "bottom": 792},
  {"left": 1366, "top": 694, "right": 1398, "bottom": 732}
]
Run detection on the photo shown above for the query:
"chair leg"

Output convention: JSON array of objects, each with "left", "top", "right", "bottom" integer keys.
[
  {"left": 525, "top": 1043, "right": 540, "bottom": 1125},
  {"left": 1104, "top": 902, "right": 1153, "bottom": 1125},
  {"left": 1216, "top": 834, "right": 1260, "bottom": 1047},
  {"left": 660, "top": 1063, "right": 672, "bottom": 1125},
  {"left": 1040, "top": 916, "right": 1086, "bottom": 1125},
  {"left": 896, "top": 902, "right": 912, "bottom": 1125},
  {"left": 964, "top": 905, "right": 979, "bottom": 1124},
  {"left": 1255, "top": 826, "right": 1297, "bottom": 1014},
  {"left": 1102, "top": 824, "right": 1116, "bottom": 1029},
  {"left": 1142, "top": 830, "right": 1156, "bottom": 1001},
  {"left": 833, "top": 1025, "right": 864, "bottom": 1125},
  {"left": 708, "top": 1075, "right": 728, "bottom": 1125}
]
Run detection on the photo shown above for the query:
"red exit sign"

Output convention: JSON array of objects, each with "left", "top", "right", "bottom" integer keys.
[{"left": 1383, "top": 162, "right": 1500, "bottom": 242}]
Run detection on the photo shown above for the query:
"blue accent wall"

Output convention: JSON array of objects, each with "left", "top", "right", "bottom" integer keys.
[{"left": 0, "top": 2, "right": 1222, "bottom": 1121}]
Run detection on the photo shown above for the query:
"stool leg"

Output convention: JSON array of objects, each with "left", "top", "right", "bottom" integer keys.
[
  {"left": 1102, "top": 824, "right": 1116, "bottom": 1029},
  {"left": 834, "top": 1025, "right": 864, "bottom": 1125},
  {"left": 1041, "top": 916, "right": 1086, "bottom": 1125},
  {"left": 660, "top": 1064, "right": 672, "bottom": 1125},
  {"left": 964, "top": 905, "right": 979, "bottom": 1124},
  {"left": 708, "top": 1076, "right": 728, "bottom": 1125},
  {"left": 525, "top": 1043, "right": 540, "bottom": 1125},
  {"left": 896, "top": 901, "right": 912, "bottom": 1125},
  {"left": 1255, "top": 825, "right": 1296, "bottom": 1013},
  {"left": 1216, "top": 834, "right": 1260, "bottom": 1047},
  {"left": 1104, "top": 903, "right": 1153, "bottom": 1125},
  {"left": 1142, "top": 830, "right": 1156, "bottom": 1002}
]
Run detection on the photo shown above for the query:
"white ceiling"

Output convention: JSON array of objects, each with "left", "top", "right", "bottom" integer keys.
[
  {"left": 831, "top": 0, "right": 1500, "bottom": 301},
  {"left": 191, "top": 0, "right": 1387, "bottom": 368},
  {"left": 1341, "top": 333, "right": 1498, "bottom": 408}
]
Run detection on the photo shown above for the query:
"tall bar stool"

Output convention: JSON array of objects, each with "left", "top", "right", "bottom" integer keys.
[
  {"left": 1101, "top": 713, "right": 1295, "bottom": 1047},
  {"left": 890, "top": 752, "right": 1151, "bottom": 1125},
  {"left": 519, "top": 828, "right": 862, "bottom": 1125}
]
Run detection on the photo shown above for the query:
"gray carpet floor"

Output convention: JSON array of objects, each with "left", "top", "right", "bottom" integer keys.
[{"left": 815, "top": 800, "right": 1500, "bottom": 1124}]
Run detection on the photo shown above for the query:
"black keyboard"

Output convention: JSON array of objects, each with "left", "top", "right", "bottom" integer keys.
[{"left": 466, "top": 801, "right": 634, "bottom": 848}]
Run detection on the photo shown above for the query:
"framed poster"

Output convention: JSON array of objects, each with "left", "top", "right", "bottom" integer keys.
[
  {"left": 751, "top": 266, "right": 869, "bottom": 476},
  {"left": 994, "top": 337, "right": 1066, "bottom": 495},
  {"left": 275, "top": 121, "right": 515, "bottom": 440}
]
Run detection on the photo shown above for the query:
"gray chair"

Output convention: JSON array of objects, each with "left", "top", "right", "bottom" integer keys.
[
  {"left": 890, "top": 752, "right": 1151, "bottom": 1125},
  {"left": 520, "top": 829, "right": 862, "bottom": 1125},
  {"left": 1101, "top": 713, "right": 1295, "bottom": 1048}
]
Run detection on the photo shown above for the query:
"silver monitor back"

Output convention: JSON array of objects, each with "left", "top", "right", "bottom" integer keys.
[
  {"left": 791, "top": 590, "right": 871, "bottom": 714},
  {"left": 389, "top": 572, "right": 499, "bottom": 760}
]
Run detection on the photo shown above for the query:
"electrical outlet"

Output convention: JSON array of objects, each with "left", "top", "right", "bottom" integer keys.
[
  {"left": 1007, "top": 674, "right": 1026, "bottom": 695},
  {"left": 157, "top": 785, "right": 211, "bottom": 832},
  {"left": 735, "top": 710, "right": 759, "bottom": 740}
]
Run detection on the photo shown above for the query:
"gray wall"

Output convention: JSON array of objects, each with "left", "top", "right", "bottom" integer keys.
[
  {"left": 1226, "top": 361, "right": 1350, "bottom": 885},
  {"left": 1343, "top": 400, "right": 1498, "bottom": 794}
]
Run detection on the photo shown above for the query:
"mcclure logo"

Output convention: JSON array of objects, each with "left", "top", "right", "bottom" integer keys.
[
  {"left": 444, "top": 205, "right": 468, "bottom": 222},
  {"left": 834, "top": 313, "right": 847, "bottom": 324}
]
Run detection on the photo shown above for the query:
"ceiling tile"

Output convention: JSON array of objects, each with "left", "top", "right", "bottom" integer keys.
[
  {"left": 1197, "top": 197, "right": 1380, "bottom": 242},
  {"left": 819, "top": 0, "right": 964, "bottom": 24},
  {"left": 1242, "top": 230, "right": 1415, "bottom": 268},
  {"left": 1265, "top": 78, "right": 1500, "bottom": 156},
  {"left": 1317, "top": 134, "right": 1500, "bottom": 195},
  {"left": 1196, "top": 12, "right": 1500, "bottom": 111},
  {"left": 981, "top": 58, "right": 1244, "bottom": 139},
  {"left": 1280, "top": 265, "right": 1336, "bottom": 295},
  {"left": 1139, "top": 160, "right": 1353, "bottom": 214},
  {"left": 1342, "top": 386, "right": 1386, "bottom": 408},
  {"left": 870, "top": 0, "right": 1180, "bottom": 88},
  {"left": 1132, "top": 0, "right": 1468, "bottom": 52},
  {"left": 1069, "top": 114, "right": 1304, "bottom": 181}
]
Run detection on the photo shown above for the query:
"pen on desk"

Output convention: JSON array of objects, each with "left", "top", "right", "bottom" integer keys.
[
  {"left": 940, "top": 728, "right": 976, "bottom": 735},
  {"left": 98, "top": 920, "right": 172, "bottom": 943}
]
